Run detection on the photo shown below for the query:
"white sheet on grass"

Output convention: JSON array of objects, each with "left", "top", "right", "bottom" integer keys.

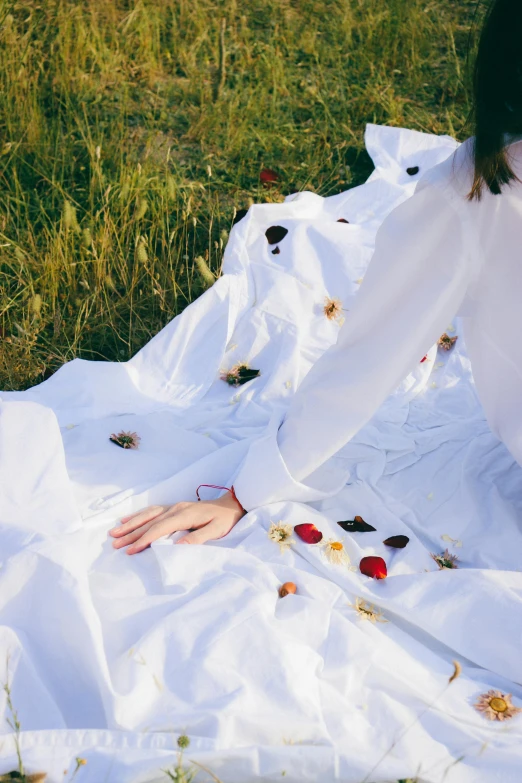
[{"left": 1, "top": 125, "right": 521, "bottom": 783}]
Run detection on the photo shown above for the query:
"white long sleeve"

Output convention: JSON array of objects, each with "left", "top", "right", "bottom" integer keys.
[{"left": 232, "top": 180, "right": 472, "bottom": 510}]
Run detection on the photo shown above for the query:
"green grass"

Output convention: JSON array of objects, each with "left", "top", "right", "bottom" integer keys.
[{"left": 0, "top": 0, "right": 480, "bottom": 390}]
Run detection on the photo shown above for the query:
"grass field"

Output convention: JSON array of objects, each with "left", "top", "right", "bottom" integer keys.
[{"left": 0, "top": 0, "right": 480, "bottom": 391}]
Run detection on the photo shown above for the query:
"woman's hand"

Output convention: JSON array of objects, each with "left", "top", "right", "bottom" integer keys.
[{"left": 109, "top": 492, "right": 246, "bottom": 554}]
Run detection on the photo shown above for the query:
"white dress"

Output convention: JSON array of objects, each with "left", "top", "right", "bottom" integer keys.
[{"left": 233, "top": 134, "right": 522, "bottom": 510}]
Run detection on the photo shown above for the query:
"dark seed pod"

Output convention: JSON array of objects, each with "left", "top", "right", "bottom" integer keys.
[
  {"left": 265, "top": 225, "right": 288, "bottom": 245},
  {"left": 337, "top": 516, "right": 376, "bottom": 533},
  {"left": 236, "top": 367, "right": 261, "bottom": 384},
  {"left": 232, "top": 208, "right": 248, "bottom": 226},
  {"left": 383, "top": 535, "right": 410, "bottom": 549}
]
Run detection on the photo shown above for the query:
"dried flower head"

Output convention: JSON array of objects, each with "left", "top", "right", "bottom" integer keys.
[
  {"left": 63, "top": 200, "right": 80, "bottom": 233},
  {"left": 268, "top": 522, "right": 295, "bottom": 553},
  {"left": 195, "top": 255, "right": 215, "bottom": 287},
  {"left": 109, "top": 431, "right": 141, "bottom": 450},
  {"left": 323, "top": 297, "right": 344, "bottom": 323},
  {"left": 321, "top": 538, "right": 351, "bottom": 566},
  {"left": 177, "top": 734, "right": 191, "bottom": 749},
  {"left": 350, "top": 597, "right": 388, "bottom": 623},
  {"left": 82, "top": 227, "right": 93, "bottom": 248},
  {"left": 431, "top": 549, "right": 459, "bottom": 570},
  {"left": 136, "top": 237, "right": 148, "bottom": 264},
  {"left": 31, "top": 294, "right": 42, "bottom": 316},
  {"left": 474, "top": 690, "right": 522, "bottom": 721},
  {"left": 438, "top": 333, "right": 458, "bottom": 351},
  {"left": 220, "top": 362, "right": 261, "bottom": 386}
]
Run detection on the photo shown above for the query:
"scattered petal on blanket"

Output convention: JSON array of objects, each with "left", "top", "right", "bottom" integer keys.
[
  {"left": 2, "top": 125, "right": 522, "bottom": 783},
  {"left": 441, "top": 534, "right": 463, "bottom": 548},
  {"left": 359, "top": 555, "right": 388, "bottom": 579},
  {"left": 233, "top": 208, "right": 249, "bottom": 225},
  {"left": 265, "top": 225, "right": 288, "bottom": 244},
  {"left": 294, "top": 522, "right": 323, "bottom": 544},
  {"left": 383, "top": 534, "right": 410, "bottom": 548},
  {"left": 337, "top": 516, "right": 376, "bottom": 533}
]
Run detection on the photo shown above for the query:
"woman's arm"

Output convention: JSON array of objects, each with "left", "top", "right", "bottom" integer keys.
[
  {"left": 113, "top": 178, "right": 472, "bottom": 552},
  {"left": 232, "top": 180, "right": 472, "bottom": 509}
]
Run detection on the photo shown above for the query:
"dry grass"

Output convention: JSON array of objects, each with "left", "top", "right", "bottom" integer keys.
[{"left": 0, "top": 0, "right": 480, "bottom": 389}]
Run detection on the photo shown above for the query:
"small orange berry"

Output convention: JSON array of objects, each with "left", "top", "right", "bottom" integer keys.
[{"left": 279, "top": 582, "right": 297, "bottom": 598}]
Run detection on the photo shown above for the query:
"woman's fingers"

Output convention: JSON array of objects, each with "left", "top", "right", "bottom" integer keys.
[
  {"left": 125, "top": 518, "right": 180, "bottom": 554},
  {"left": 126, "top": 505, "right": 210, "bottom": 555},
  {"left": 119, "top": 505, "right": 168, "bottom": 524},
  {"left": 176, "top": 518, "right": 224, "bottom": 545},
  {"left": 113, "top": 493, "right": 246, "bottom": 554},
  {"left": 111, "top": 522, "right": 153, "bottom": 549},
  {"left": 109, "top": 504, "right": 177, "bottom": 537}
]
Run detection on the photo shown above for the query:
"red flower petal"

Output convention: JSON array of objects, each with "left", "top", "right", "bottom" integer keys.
[
  {"left": 260, "top": 168, "right": 279, "bottom": 187},
  {"left": 420, "top": 355, "right": 427, "bottom": 363},
  {"left": 359, "top": 556, "right": 387, "bottom": 579},
  {"left": 294, "top": 523, "right": 323, "bottom": 544},
  {"left": 383, "top": 535, "right": 409, "bottom": 549}
]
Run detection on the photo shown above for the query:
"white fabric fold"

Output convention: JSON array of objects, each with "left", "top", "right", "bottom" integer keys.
[
  {"left": 2, "top": 126, "right": 522, "bottom": 782},
  {"left": 233, "top": 181, "right": 470, "bottom": 509}
]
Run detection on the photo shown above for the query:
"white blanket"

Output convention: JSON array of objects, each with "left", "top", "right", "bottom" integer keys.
[{"left": 1, "top": 125, "right": 521, "bottom": 783}]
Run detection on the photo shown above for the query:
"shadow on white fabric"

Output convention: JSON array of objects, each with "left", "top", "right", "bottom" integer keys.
[{"left": 1, "top": 125, "right": 521, "bottom": 783}]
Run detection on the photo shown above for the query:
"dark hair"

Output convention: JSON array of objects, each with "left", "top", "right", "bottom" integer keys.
[{"left": 468, "top": 0, "right": 522, "bottom": 200}]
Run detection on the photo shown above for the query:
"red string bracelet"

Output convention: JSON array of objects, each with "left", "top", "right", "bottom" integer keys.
[{"left": 195, "top": 483, "right": 245, "bottom": 511}]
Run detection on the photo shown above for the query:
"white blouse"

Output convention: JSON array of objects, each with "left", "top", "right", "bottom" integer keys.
[{"left": 232, "top": 135, "right": 522, "bottom": 510}]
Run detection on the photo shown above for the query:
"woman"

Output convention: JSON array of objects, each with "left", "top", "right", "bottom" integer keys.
[{"left": 111, "top": 0, "right": 522, "bottom": 554}]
